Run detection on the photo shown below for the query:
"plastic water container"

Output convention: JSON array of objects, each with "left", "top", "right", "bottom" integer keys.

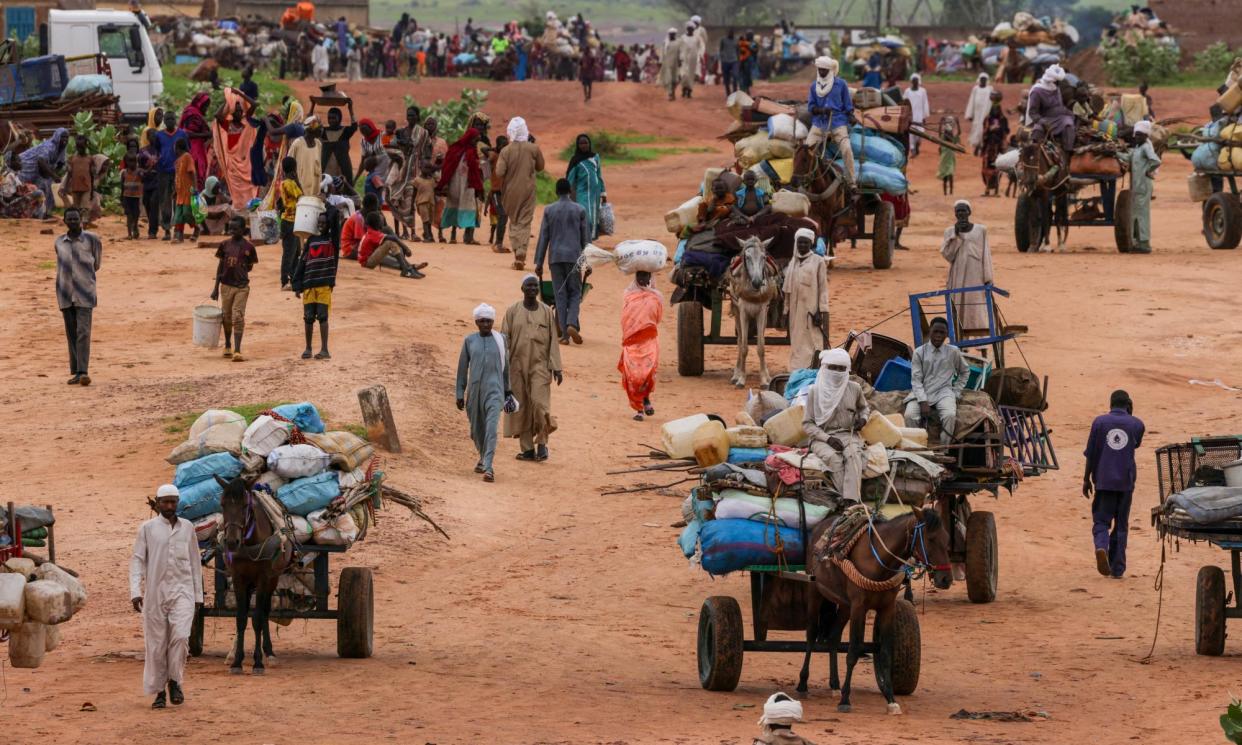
[
  {"left": 661, "top": 414, "right": 710, "bottom": 459},
  {"left": 0, "top": 573, "right": 25, "bottom": 626},
  {"left": 874, "top": 357, "right": 912, "bottom": 392},
  {"left": 293, "top": 196, "right": 325, "bottom": 238},
  {"left": 192, "top": 304, "right": 223, "bottom": 348},
  {"left": 1225, "top": 459, "right": 1242, "bottom": 488},
  {"left": 692, "top": 420, "right": 730, "bottom": 467},
  {"left": 861, "top": 411, "right": 903, "bottom": 447},
  {"left": 8, "top": 622, "right": 46, "bottom": 668},
  {"left": 763, "top": 404, "right": 806, "bottom": 447}
]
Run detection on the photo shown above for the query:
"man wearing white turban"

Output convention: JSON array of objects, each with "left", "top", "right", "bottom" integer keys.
[
  {"left": 782, "top": 227, "right": 830, "bottom": 371},
  {"left": 658, "top": 28, "right": 684, "bottom": 101},
  {"left": 940, "top": 200, "right": 993, "bottom": 333},
  {"left": 495, "top": 116, "right": 546, "bottom": 269},
  {"left": 802, "top": 348, "right": 870, "bottom": 502},
  {"left": 963, "top": 72, "right": 994, "bottom": 154},
  {"left": 1026, "top": 63, "right": 1075, "bottom": 159},
  {"left": 501, "top": 274, "right": 563, "bottom": 462},
  {"left": 679, "top": 24, "right": 699, "bottom": 98},
  {"left": 806, "top": 56, "right": 856, "bottom": 188},
  {"left": 755, "top": 692, "right": 815, "bottom": 744},
  {"left": 456, "top": 303, "right": 512, "bottom": 481},
  {"left": 1127, "top": 119, "right": 1159, "bottom": 253}
]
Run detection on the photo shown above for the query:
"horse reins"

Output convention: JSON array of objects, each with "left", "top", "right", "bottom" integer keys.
[
  {"left": 221, "top": 490, "right": 284, "bottom": 564},
  {"left": 831, "top": 514, "right": 948, "bottom": 592}
]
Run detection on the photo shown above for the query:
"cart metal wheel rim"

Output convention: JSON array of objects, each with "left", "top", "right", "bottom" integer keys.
[
  {"left": 697, "top": 612, "right": 716, "bottom": 681},
  {"left": 1211, "top": 203, "right": 1228, "bottom": 239}
]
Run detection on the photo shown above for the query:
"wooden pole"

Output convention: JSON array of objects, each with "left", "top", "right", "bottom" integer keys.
[{"left": 357, "top": 385, "right": 402, "bottom": 453}]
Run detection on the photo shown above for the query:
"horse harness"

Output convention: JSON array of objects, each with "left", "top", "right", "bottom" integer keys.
[
  {"left": 826, "top": 510, "right": 948, "bottom": 593},
  {"left": 221, "top": 488, "right": 295, "bottom": 565}
]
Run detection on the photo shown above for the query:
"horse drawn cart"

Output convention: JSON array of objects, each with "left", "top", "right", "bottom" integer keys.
[
  {"left": 190, "top": 543, "right": 374, "bottom": 659},
  {"left": 1014, "top": 141, "right": 1134, "bottom": 253},
  {"left": 1151, "top": 436, "right": 1242, "bottom": 655}
]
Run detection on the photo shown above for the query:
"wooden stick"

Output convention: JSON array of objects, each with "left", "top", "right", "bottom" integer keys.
[
  {"left": 908, "top": 125, "right": 968, "bottom": 153},
  {"left": 379, "top": 485, "right": 450, "bottom": 540}
]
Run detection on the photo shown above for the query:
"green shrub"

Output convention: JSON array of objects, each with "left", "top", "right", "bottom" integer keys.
[
  {"left": 403, "top": 89, "right": 488, "bottom": 143},
  {"left": 1100, "top": 38, "right": 1180, "bottom": 86},
  {"left": 1195, "top": 42, "right": 1235, "bottom": 77}
]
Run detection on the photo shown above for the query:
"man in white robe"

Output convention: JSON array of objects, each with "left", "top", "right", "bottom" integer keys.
[
  {"left": 940, "top": 200, "right": 994, "bottom": 337},
  {"left": 783, "top": 227, "right": 830, "bottom": 371},
  {"left": 678, "top": 24, "right": 698, "bottom": 98},
  {"left": 658, "top": 28, "right": 683, "bottom": 101},
  {"left": 130, "top": 484, "right": 203, "bottom": 709},
  {"left": 964, "top": 72, "right": 995, "bottom": 154},
  {"left": 904, "top": 73, "right": 930, "bottom": 156}
]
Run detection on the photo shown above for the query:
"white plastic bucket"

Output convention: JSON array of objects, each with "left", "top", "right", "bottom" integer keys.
[
  {"left": 293, "top": 196, "right": 325, "bottom": 238},
  {"left": 193, "top": 304, "right": 223, "bottom": 348}
]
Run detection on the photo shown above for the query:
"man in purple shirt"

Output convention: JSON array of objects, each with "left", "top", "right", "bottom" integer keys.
[{"left": 1082, "top": 390, "right": 1145, "bottom": 578}]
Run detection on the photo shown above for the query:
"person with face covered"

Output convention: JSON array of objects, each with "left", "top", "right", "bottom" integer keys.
[
  {"left": 802, "top": 348, "right": 870, "bottom": 502},
  {"left": 783, "top": 228, "right": 830, "bottom": 371},
  {"left": 806, "top": 56, "right": 856, "bottom": 188},
  {"left": 130, "top": 484, "right": 203, "bottom": 709}
]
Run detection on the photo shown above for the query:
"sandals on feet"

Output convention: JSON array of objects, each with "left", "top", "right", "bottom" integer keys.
[{"left": 482, "top": 470, "right": 495, "bottom": 482}]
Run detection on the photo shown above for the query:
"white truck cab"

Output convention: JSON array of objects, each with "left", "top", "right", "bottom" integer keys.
[{"left": 46, "top": 9, "right": 163, "bottom": 120}]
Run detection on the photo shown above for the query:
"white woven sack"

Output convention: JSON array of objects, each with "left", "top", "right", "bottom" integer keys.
[
  {"left": 267, "top": 443, "right": 330, "bottom": 479},
  {"left": 242, "top": 415, "right": 292, "bottom": 458}
]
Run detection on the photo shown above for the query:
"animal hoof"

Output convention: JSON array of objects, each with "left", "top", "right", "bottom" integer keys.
[
  {"left": 229, "top": 667, "right": 243, "bottom": 676},
  {"left": 887, "top": 703, "right": 902, "bottom": 716},
  {"left": 837, "top": 704, "right": 852, "bottom": 713},
  {"left": 251, "top": 667, "right": 265, "bottom": 676}
]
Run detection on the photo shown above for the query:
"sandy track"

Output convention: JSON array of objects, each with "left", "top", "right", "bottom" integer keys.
[{"left": 0, "top": 77, "right": 1237, "bottom": 744}]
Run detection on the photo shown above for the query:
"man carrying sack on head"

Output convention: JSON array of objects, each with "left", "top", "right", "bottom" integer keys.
[{"left": 130, "top": 485, "right": 203, "bottom": 709}]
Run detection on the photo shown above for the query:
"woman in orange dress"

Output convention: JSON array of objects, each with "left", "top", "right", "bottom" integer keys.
[{"left": 618, "top": 271, "right": 663, "bottom": 421}]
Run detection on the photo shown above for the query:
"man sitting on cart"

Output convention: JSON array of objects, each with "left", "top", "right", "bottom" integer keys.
[
  {"left": 802, "top": 348, "right": 870, "bottom": 502},
  {"left": 805, "top": 56, "right": 856, "bottom": 191},
  {"left": 1025, "top": 64, "right": 1076, "bottom": 168},
  {"left": 903, "top": 317, "right": 968, "bottom": 445}
]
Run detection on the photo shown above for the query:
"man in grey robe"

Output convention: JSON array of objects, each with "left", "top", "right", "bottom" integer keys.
[
  {"left": 903, "top": 317, "right": 969, "bottom": 444},
  {"left": 456, "top": 303, "right": 512, "bottom": 482},
  {"left": 802, "top": 348, "right": 870, "bottom": 502}
]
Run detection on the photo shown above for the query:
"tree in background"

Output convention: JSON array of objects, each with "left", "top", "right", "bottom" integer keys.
[{"left": 663, "top": 0, "right": 805, "bottom": 27}]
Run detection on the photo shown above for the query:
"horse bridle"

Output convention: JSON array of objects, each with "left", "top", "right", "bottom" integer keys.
[
  {"left": 220, "top": 490, "right": 283, "bottom": 564},
  {"left": 869, "top": 517, "right": 951, "bottom": 576}
]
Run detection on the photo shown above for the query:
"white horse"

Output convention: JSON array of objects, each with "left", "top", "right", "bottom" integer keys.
[{"left": 728, "top": 235, "right": 781, "bottom": 388}]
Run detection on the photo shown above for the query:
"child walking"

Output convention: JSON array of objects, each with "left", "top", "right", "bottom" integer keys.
[
  {"left": 65, "top": 134, "right": 94, "bottom": 213},
  {"left": 292, "top": 211, "right": 338, "bottom": 360},
  {"left": 172, "top": 138, "right": 198, "bottom": 243},
  {"left": 120, "top": 148, "right": 145, "bottom": 239},
  {"left": 937, "top": 117, "right": 959, "bottom": 197},
  {"left": 278, "top": 156, "right": 303, "bottom": 289},
  {"left": 412, "top": 163, "right": 439, "bottom": 243},
  {"left": 210, "top": 216, "right": 258, "bottom": 362}
]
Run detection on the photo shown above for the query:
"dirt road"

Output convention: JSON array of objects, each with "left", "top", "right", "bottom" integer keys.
[{"left": 1, "top": 78, "right": 1238, "bottom": 744}]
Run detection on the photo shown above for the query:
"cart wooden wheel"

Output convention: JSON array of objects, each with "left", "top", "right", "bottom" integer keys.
[
  {"left": 697, "top": 596, "right": 743, "bottom": 691},
  {"left": 337, "top": 567, "right": 374, "bottom": 659},
  {"left": 890, "top": 599, "right": 921, "bottom": 696},
  {"left": 188, "top": 605, "right": 205, "bottom": 657},
  {"left": 677, "top": 301, "right": 705, "bottom": 377},
  {"left": 1203, "top": 193, "right": 1242, "bottom": 250},
  {"left": 871, "top": 200, "right": 895, "bottom": 270},
  {"left": 1113, "top": 189, "right": 1133, "bottom": 253},
  {"left": 1014, "top": 193, "right": 1045, "bottom": 253},
  {"left": 965, "top": 511, "right": 998, "bottom": 604},
  {"left": 1195, "top": 565, "right": 1227, "bottom": 656}
]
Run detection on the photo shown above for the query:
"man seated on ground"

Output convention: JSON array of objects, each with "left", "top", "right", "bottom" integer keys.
[
  {"left": 341, "top": 193, "right": 379, "bottom": 259},
  {"left": 356, "top": 210, "right": 427, "bottom": 278},
  {"left": 903, "top": 317, "right": 968, "bottom": 444},
  {"left": 802, "top": 348, "right": 870, "bottom": 502}
]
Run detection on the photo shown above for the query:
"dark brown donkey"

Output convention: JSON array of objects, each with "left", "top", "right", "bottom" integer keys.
[
  {"left": 214, "top": 475, "right": 293, "bottom": 675},
  {"left": 791, "top": 143, "right": 850, "bottom": 245},
  {"left": 799, "top": 505, "right": 953, "bottom": 714}
]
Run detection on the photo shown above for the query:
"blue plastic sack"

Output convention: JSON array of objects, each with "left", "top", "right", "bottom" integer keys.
[
  {"left": 177, "top": 478, "right": 224, "bottom": 521},
  {"left": 678, "top": 518, "right": 702, "bottom": 557},
  {"left": 277, "top": 471, "right": 340, "bottom": 516},
  {"left": 835, "top": 160, "right": 908, "bottom": 195},
  {"left": 174, "top": 452, "right": 242, "bottom": 488},
  {"left": 728, "top": 447, "right": 769, "bottom": 464},
  {"left": 699, "top": 519, "right": 806, "bottom": 576},
  {"left": 848, "top": 126, "right": 906, "bottom": 169},
  {"left": 1193, "top": 142, "right": 1221, "bottom": 171},
  {"left": 273, "top": 402, "right": 325, "bottom": 434},
  {"left": 784, "top": 368, "right": 818, "bottom": 402}
]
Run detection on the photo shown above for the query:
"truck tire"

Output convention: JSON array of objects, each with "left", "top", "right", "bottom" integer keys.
[
  {"left": 1113, "top": 189, "right": 1133, "bottom": 253},
  {"left": 697, "top": 596, "right": 744, "bottom": 691},
  {"left": 677, "top": 301, "right": 705, "bottom": 377},
  {"left": 1195, "top": 565, "right": 1227, "bottom": 656},
  {"left": 872, "top": 201, "right": 895, "bottom": 270},
  {"left": 1203, "top": 193, "right": 1242, "bottom": 250},
  {"left": 337, "top": 567, "right": 374, "bottom": 659}
]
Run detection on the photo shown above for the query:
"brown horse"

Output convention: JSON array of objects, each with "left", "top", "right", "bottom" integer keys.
[
  {"left": 799, "top": 505, "right": 953, "bottom": 714},
  {"left": 214, "top": 475, "right": 293, "bottom": 675},
  {"left": 791, "top": 144, "right": 850, "bottom": 248}
]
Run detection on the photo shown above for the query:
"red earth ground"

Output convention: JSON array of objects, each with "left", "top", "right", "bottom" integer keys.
[{"left": 0, "top": 76, "right": 1238, "bottom": 744}]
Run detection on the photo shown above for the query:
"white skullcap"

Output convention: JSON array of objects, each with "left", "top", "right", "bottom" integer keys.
[
  {"left": 814, "top": 55, "right": 837, "bottom": 71},
  {"left": 506, "top": 116, "right": 530, "bottom": 143},
  {"left": 758, "top": 693, "right": 804, "bottom": 726},
  {"left": 303, "top": 114, "right": 319, "bottom": 127},
  {"left": 156, "top": 484, "right": 181, "bottom": 499},
  {"left": 473, "top": 303, "right": 496, "bottom": 321},
  {"left": 690, "top": 14, "right": 702, "bottom": 23},
  {"left": 794, "top": 227, "right": 817, "bottom": 244},
  {"left": 668, "top": 27, "right": 678, "bottom": 34},
  {"left": 910, "top": 72, "right": 921, "bottom": 82},
  {"left": 954, "top": 199, "right": 971, "bottom": 211},
  {"left": 1133, "top": 120, "right": 1152, "bottom": 135},
  {"left": 521, "top": 273, "right": 539, "bottom": 284}
]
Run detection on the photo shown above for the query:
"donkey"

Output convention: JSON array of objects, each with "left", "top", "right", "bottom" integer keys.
[
  {"left": 800, "top": 505, "right": 953, "bottom": 714},
  {"left": 792, "top": 143, "right": 850, "bottom": 249},
  {"left": 727, "top": 235, "right": 780, "bottom": 388},
  {"left": 214, "top": 475, "right": 293, "bottom": 675}
]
